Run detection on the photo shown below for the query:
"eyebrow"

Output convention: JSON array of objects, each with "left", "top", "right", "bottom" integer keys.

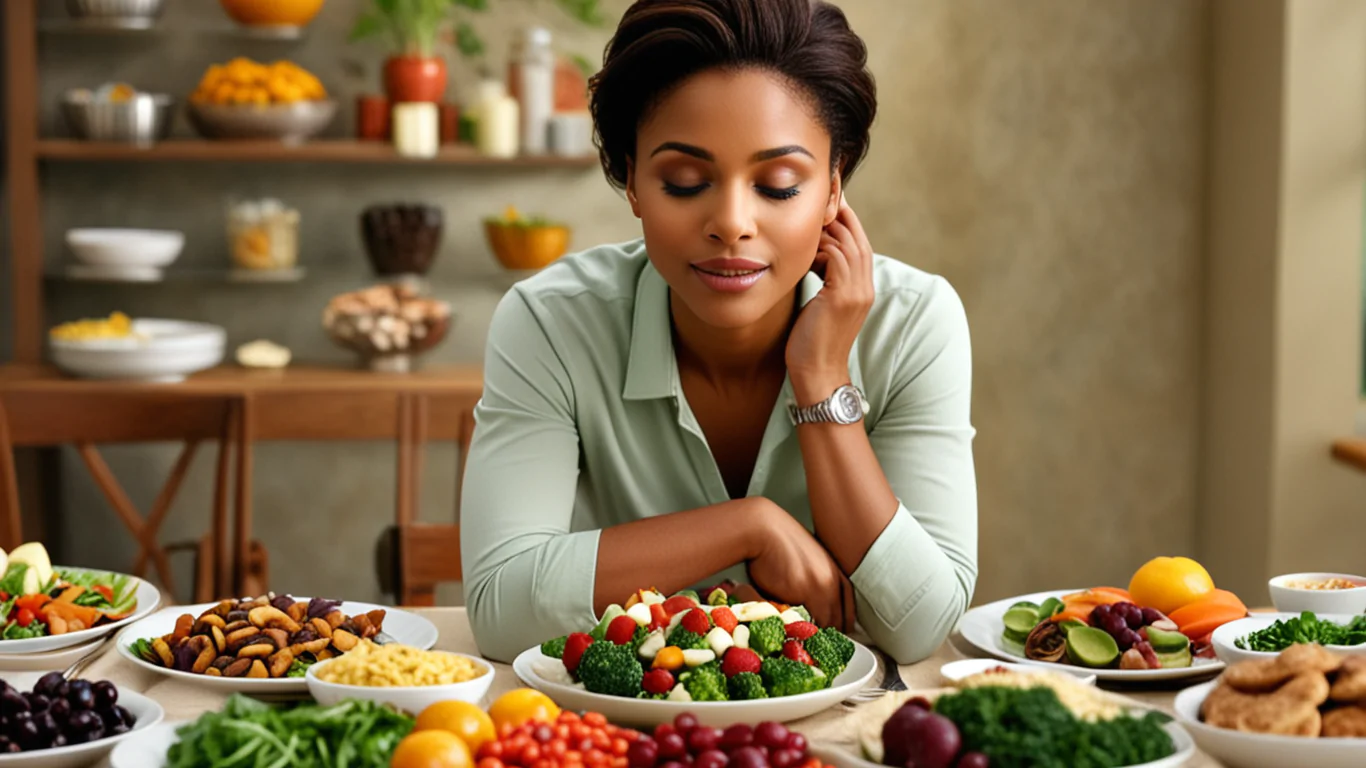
[{"left": 648, "top": 142, "right": 815, "bottom": 163}]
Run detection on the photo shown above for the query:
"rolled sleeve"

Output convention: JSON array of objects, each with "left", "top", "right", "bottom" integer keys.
[
  {"left": 853, "top": 276, "right": 978, "bottom": 663},
  {"left": 461, "top": 288, "right": 599, "bottom": 662}
]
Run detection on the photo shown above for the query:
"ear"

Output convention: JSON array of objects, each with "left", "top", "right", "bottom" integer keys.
[
  {"left": 824, "top": 171, "right": 842, "bottom": 226},
  {"left": 625, "top": 157, "right": 642, "bottom": 218}
]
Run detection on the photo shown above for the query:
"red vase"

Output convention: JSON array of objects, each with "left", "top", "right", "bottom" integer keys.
[{"left": 383, "top": 56, "right": 447, "bottom": 103}]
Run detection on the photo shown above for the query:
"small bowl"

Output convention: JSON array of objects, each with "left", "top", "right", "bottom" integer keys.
[
  {"left": 62, "top": 92, "right": 175, "bottom": 146},
  {"left": 0, "top": 688, "right": 164, "bottom": 768},
  {"left": 305, "top": 651, "right": 495, "bottom": 714},
  {"left": 66, "top": 228, "right": 184, "bottom": 269},
  {"left": 938, "top": 658, "right": 1098, "bottom": 687},
  {"left": 218, "top": 0, "right": 325, "bottom": 28},
  {"left": 65, "top": 0, "right": 165, "bottom": 22},
  {"left": 1269, "top": 573, "right": 1366, "bottom": 614},
  {"left": 186, "top": 100, "right": 336, "bottom": 143},
  {"left": 1210, "top": 613, "right": 1366, "bottom": 666},
  {"left": 484, "top": 222, "right": 570, "bottom": 271}
]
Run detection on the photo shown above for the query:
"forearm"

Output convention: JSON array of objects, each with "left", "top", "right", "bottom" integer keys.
[
  {"left": 791, "top": 372, "right": 900, "bottom": 575},
  {"left": 594, "top": 497, "right": 765, "bottom": 615}
]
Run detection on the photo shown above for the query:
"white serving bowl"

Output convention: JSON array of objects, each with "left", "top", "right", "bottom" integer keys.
[
  {"left": 50, "top": 319, "right": 225, "bottom": 383},
  {"left": 1269, "top": 573, "right": 1366, "bottom": 614},
  {"left": 65, "top": 229, "right": 184, "bottom": 269},
  {"left": 0, "top": 688, "right": 163, "bottom": 768},
  {"left": 305, "top": 651, "right": 495, "bottom": 714},
  {"left": 1211, "top": 614, "right": 1366, "bottom": 666},
  {"left": 1174, "top": 680, "right": 1366, "bottom": 767},
  {"left": 939, "top": 658, "right": 1098, "bottom": 687}
]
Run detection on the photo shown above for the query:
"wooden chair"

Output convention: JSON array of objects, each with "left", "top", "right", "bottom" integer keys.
[
  {"left": 387, "top": 394, "right": 477, "bottom": 606},
  {"left": 0, "top": 390, "right": 250, "bottom": 603}
]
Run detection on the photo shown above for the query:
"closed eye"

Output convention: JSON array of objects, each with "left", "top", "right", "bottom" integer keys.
[
  {"left": 663, "top": 181, "right": 709, "bottom": 197},
  {"left": 757, "top": 185, "right": 800, "bottom": 201}
]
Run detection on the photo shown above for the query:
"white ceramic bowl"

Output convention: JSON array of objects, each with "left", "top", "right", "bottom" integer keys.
[
  {"left": 306, "top": 651, "right": 495, "bottom": 713},
  {"left": 1211, "top": 614, "right": 1366, "bottom": 666},
  {"left": 0, "top": 688, "right": 163, "bottom": 768},
  {"left": 50, "top": 319, "right": 225, "bottom": 383},
  {"left": 1174, "top": 680, "right": 1366, "bottom": 767},
  {"left": 65, "top": 229, "right": 183, "bottom": 269},
  {"left": 1269, "top": 573, "right": 1366, "bottom": 614},
  {"left": 811, "top": 724, "right": 1195, "bottom": 768},
  {"left": 0, "top": 568, "right": 160, "bottom": 655},
  {"left": 939, "top": 658, "right": 1098, "bottom": 686}
]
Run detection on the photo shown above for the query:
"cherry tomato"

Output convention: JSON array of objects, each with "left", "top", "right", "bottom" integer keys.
[
  {"left": 583, "top": 713, "right": 608, "bottom": 728},
  {"left": 15, "top": 608, "right": 34, "bottom": 627},
  {"left": 479, "top": 759, "right": 506, "bottom": 768}
]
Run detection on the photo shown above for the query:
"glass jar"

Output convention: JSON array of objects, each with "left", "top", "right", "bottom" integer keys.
[{"left": 227, "top": 197, "right": 299, "bottom": 272}]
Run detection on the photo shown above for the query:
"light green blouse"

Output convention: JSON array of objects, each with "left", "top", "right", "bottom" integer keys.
[{"left": 461, "top": 239, "right": 977, "bottom": 663}]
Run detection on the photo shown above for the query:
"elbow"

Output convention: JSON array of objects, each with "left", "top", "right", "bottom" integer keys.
[{"left": 864, "top": 562, "right": 976, "bottom": 666}]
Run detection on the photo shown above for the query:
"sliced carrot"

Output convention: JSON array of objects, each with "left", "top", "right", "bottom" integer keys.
[
  {"left": 40, "top": 599, "right": 100, "bottom": 629},
  {"left": 1051, "top": 608, "right": 1094, "bottom": 625},
  {"left": 1186, "top": 588, "right": 1247, "bottom": 613},
  {"left": 1169, "top": 599, "right": 1247, "bottom": 639},
  {"left": 1090, "top": 587, "right": 1134, "bottom": 602}
]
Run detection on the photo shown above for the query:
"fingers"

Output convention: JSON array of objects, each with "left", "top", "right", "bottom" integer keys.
[
  {"left": 833, "top": 204, "right": 874, "bottom": 289},
  {"left": 817, "top": 232, "right": 852, "bottom": 289}
]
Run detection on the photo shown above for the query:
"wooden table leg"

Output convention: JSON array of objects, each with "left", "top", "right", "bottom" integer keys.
[
  {"left": 234, "top": 396, "right": 255, "bottom": 597},
  {"left": 0, "top": 400, "right": 20, "bottom": 550},
  {"left": 396, "top": 394, "right": 415, "bottom": 528},
  {"left": 211, "top": 401, "right": 235, "bottom": 600}
]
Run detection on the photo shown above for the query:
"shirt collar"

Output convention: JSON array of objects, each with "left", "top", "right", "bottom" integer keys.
[{"left": 622, "top": 262, "right": 864, "bottom": 401}]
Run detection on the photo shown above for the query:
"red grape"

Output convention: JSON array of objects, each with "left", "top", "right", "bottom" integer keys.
[
  {"left": 718, "top": 725, "right": 754, "bottom": 753},
  {"left": 754, "top": 722, "right": 790, "bottom": 750},
  {"left": 1101, "top": 614, "right": 1127, "bottom": 637},
  {"left": 957, "top": 752, "right": 990, "bottom": 768},
  {"left": 784, "top": 733, "right": 807, "bottom": 754},
  {"left": 694, "top": 750, "right": 730, "bottom": 768},
  {"left": 660, "top": 762, "right": 688, "bottom": 768},
  {"left": 1089, "top": 605, "right": 1110, "bottom": 624},
  {"left": 1140, "top": 607, "right": 1164, "bottom": 626},
  {"left": 1117, "top": 629, "right": 1142, "bottom": 651},
  {"left": 727, "top": 747, "right": 767, "bottom": 768},
  {"left": 771, "top": 749, "right": 803, "bottom": 768},
  {"left": 655, "top": 724, "right": 677, "bottom": 742},
  {"left": 1123, "top": 604, "right": 1144, "bottom": 629},
  {"left": 687, "top": 728, "right": 721, "bottom": 755},
  {"left": 908, "top": 697, "right": 934, "bottom": 711},
  {"left": 674, "top": 714, "right": 700, "bottom": 736},
  {"left": 629, "top": 740, "right": 661, "bottom": 768},
  {"left": 658, "top": 734, "right": 687, "bottom": 760}
]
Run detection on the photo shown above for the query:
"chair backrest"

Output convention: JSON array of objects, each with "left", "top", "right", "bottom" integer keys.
[{"left": 394, "top": 399, "right": 476, "bottom": 606}]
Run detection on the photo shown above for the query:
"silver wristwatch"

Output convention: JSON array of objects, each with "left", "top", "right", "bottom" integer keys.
[{"left": 788, "top": 384, "right": 870, "bottom": 426}]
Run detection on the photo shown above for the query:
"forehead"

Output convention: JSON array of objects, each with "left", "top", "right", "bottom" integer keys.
[{"left": 638, "top": 68, "right": 831, "bottom": 160}]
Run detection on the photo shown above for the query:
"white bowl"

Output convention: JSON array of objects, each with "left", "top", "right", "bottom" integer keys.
[
  {"left": 50, "top": 319, "right": 225, "bottom": 383},
  {"left": 939, "top": 658, "right": 1098, "bottom": 687},
  {"left": 65, "top": 229, "right": 183, "bottom": 269},
  {"left": 0, "top": 568, "right": 160, "bottom": 655},
  {"left": 1174, "top": 680, "right": 1366, "bottom": 767},
  {"left": 1211, "top": 614, "right": 1366, "bottom": 666},
  {"left": 306, "top": 651, "right": 495, "bottom": 713},
  {"left": 0, "top": 688, "right": 163, "bottom": 768},
  {"left": 1269, "top": 573, "right": 1366, "bottom": 614}
]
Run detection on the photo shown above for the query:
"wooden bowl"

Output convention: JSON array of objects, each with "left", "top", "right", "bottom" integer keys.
[{"left": 484, "top": 222, "right": 570, "bottom": 271}]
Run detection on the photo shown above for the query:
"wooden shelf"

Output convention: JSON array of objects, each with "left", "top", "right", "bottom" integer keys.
[
  {"left": 1332, "top": 438, "right": 1366, "bottom": 474},
  {"left": 36, "top": 140, "right": 600, "bottom": 167}
]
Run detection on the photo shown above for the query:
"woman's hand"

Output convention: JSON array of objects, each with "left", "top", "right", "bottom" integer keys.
[
  {"left": 785, "top": 199, "right": 875, "bottom": 401},
  {"left": 745, "top": 499, "right": 856, "bottom": 631}
]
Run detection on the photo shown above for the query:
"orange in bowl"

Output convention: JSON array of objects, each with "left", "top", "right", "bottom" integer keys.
[
  {"left": 483, "top": 207, "right": 570, "bottom": 271},
  {"left": 219, "top": 0, "right": 326, "bottom": 27},
  {"left": 390, "top": 730, "right": 472, "bottom": 768}
]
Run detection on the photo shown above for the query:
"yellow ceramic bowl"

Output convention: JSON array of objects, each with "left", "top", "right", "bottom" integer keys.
[
  {"left": 219, "top": 0, "right": 325, "bottom": 27},
  {"left": 484, "top": 223, "right": 570, "bottom": 271}
]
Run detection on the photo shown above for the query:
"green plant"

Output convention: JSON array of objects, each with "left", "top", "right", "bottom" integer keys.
[{"left": 351, "top": 0, "right": 604, "bottom": 60}]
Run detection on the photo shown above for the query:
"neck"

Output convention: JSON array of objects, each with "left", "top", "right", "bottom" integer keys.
[{"left": 670, "top": 290, "right": 796, "bottom": 384}]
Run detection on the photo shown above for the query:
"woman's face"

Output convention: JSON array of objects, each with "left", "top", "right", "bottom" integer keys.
[{"left": 628, "top": 68, "right": 841, "bottom": 331}]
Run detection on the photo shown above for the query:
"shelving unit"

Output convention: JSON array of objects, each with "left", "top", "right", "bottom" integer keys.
[{"left": 3, "top": 1, "right": 594, "bottom": 363}]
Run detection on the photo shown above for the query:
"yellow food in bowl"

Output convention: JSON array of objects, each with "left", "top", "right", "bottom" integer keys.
[
  {"left": 313, "top": 642, "right": 486, "bottom": 688},
  {"left": 191, "top": 58, "right": 326, "bottom": 106},
  {"left": 484, "top": 206, "right": 571, "bottom": 271},
  {"left": 1285, "top": 578, "right": 1362, "bottom": 590},
  {"left": 50, "top": 312, "right": 134, "bottom": 341}
]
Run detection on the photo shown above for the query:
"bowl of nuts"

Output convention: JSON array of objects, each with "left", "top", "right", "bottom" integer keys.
[{"left": 322, "top": 284, "right": 451, "bottom": 373}]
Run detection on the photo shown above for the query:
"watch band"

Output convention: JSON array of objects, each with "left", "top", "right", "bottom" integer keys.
[{"left": 788, "top": 384, "right": 867, "bottom": 425}]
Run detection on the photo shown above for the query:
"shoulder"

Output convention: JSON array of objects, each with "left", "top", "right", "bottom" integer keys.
[
  {"left": 862, "top": 256, "right": 971, "bottom": 380},
  {"left": 488, "top": 239, "right": 648, "bottom": 338}
]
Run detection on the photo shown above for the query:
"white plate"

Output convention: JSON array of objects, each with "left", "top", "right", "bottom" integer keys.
[
  {"left": 50, "top": 319, "right": 225, "bottom": 383},
  {"left": 114, "top": 599, "right": 439, "bottom": 693},
  {"left": 1211, "top": 614, "right": 1366, "bottom": 666},
  {"left": 956, "top": 589, "right": 1226, "bottom": 682},
  {"left": 513, "top": 641, "right": 876, "bottom": 728},
  {"left": 939, "top": 658, "right": 1098, "bottom": 686},
  {"left": 0, "top": 689, "right": 163, "bottom": 768},
  {"left": 811, "top": 719, "right": 1196, "bottom": 768},
  {"left": 0, "top": 568, "right": 160, "bottom": 655},
  {"left": 1174, "top": 680, "right": 1366, "bottom": 767},
  {"left": 108, "top": 721, "right": 180, "bottom": 768}
]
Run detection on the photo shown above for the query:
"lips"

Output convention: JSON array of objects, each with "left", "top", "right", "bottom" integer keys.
[{"left": 690, "top": 258, "right": 769, "bottom": 294}]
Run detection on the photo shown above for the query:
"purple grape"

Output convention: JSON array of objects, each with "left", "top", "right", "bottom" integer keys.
[
  {"left": 674, "top": 713, "right": 700, "bottom": 736},
  {"left": 754, "top": 722, "right": 790, "bottom": 750},
  {"left": 772, "top": 750, "right": 803, "bottom": 768},
  {"left": 908, "top": 697, "right": 934, "bottom": 711},
  {"left": 728, "top": 747, "right": 768, "bottom": 768},
  {"left": 785, "top": 733, "right": 808, "bottom": 754},
  {"left": 1117, "top": 629, "right": 1142, "bottom": 651},
  {"left": 1089, "top": 605, "right": 1111, "bottom": 624},
  {"left": 629, "top": 740, "right": 661, "bottom": 768},
  {"left": 1101, "top": 614, "right": 1127, "bottom": 638},
  {"left": 658, "top": 734, "right": 687, "bottom": 760},
  {"left": 719, "top": 725, "right": 754, "bottom": 753},
  {"left": 958, "top": 753, "right": 991, "bottom": 768},
  {"left": 687, "top": 728, "right": 721, "bottom": 756},
  {"left": 1141, "top": 607, "right": 1164, "bottom": 625},
  {"left": 695, "top": 750, "right": 730, "bottom": 768},
  {"left": 1124, "top": 605, "right": 1144, "bottom": 629},
  {"left": 659, "top": 762, "right": 687, "bottom": 768},
  {"left": 92, "top": 681, "right": 118, "bottom": 711}
]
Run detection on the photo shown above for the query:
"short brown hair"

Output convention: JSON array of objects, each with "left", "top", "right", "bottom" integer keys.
[{"left": 589, "top": 0, "right": 878, "bottom": 190}]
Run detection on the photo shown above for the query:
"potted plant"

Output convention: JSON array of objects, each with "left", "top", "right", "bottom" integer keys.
[{"left": 351, "top": 0, "right": 487, "bottom": 103}]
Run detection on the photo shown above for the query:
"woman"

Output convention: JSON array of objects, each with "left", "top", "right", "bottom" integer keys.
[{"left": 462, "top": 0, "right": 977, "bottom": 664}]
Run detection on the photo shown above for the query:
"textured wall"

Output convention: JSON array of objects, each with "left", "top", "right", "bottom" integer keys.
[{"left": 31, "top": 0, "right": 1206, "bottom": 606}]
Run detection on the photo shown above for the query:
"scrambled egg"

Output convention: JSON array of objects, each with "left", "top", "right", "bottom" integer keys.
[{"left": 49, "top": 312, "right": 134, "bottom": 341}]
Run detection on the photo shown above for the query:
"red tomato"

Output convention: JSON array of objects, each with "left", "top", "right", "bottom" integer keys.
[{"left": 15, "top": 608, "right": 34, "bottom": 627}]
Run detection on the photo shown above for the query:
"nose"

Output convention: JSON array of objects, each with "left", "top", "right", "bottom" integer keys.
[{"left": 703, "top": 182, "right": 756, "bottom": 245}]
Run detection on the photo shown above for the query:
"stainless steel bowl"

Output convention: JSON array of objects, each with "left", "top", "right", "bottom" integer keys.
[
  {"left": 186, "top": 100, "right": 337, "bottom": 144},
  {"left": 65, "top": 0, "right": 166, "bottom": 20},
  {"left": 62, "top": 92, "right": 175, "bottom": 146}
]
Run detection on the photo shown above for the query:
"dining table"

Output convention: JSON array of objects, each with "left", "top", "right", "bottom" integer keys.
[{"left": 75, "top": 607, "right": 1223, "bottom": 768}]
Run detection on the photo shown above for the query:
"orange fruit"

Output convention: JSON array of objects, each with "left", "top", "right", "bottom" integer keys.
[
  {"left": 415, "top": 701, "right": 496, "bottom": 752},
  {"left": 390, "top": 730, "right": 472, "bottom": 768},
  {"left": 487, "top": 688, "right": 561, "bottom": 732},
  {"left": 1128, "top": 556, "right": 1215, "bottom": 615}
]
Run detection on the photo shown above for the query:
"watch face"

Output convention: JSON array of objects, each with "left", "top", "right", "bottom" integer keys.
[{"left": 834, "top": 387, "right": 863, "bottom": 423}]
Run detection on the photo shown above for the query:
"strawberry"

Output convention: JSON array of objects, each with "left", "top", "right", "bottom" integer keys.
[
  {"left": 642, "top": 668, "right": 675, "bottom": 695},
  {"left": 649, "top": 603, "right": 670, "bottom": 631},
  {"left": 662, "top": 595, "right": 699, "bottom": 617},
  {"left": 563, "top": 633, "right": 594, "bottom": 673},
  {"left": 720, "top": 647, "right": 762, "bottom": 678},
  {"left": 606, "top": 615, "right": 639, "bottom": 646},
  {"left": 783, "top": 639, "right": 814, "bottom": 666},
  {"left": 784, "top": 621, "right": 819, "bottom": 642},
  {"left": 710, "top": 606, "right": 739, "bottom": 634},
  {"left": 681, "top": 608, "right": 711, "bottom": 636}
]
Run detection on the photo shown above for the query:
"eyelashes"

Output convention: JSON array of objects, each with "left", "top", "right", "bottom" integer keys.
[{"left": 661, "top": 182, "right": 801, "bottom": 201}]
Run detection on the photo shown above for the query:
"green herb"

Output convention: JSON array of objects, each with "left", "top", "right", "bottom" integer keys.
[
  {"left": 933, "top": 686, "right": 1174, "bottom": 768},
  {"left": 166, "top": 694, "right": 413, "bottom": 768},
  {"left": 1234, "top": 611, "right": 1366, "bottom": 652},
  {"left": 0, "top": 596, "right": 15, "bottom": 624},
  {"left": 286, "top": 659, "right": 313, "bottom": 678},
  {"left": 1, "top": 621, "right": 47, "bottom": 640},
  {"left": 130, "top": 638, "right": 160, "bottom": 665},
  {"left": 0, "top": 564, "right": 29, "bottom": 597}
]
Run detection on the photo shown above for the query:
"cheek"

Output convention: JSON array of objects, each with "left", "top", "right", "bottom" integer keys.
[{"left": 760, "top": 198, "right": 827, "bottom": 269}]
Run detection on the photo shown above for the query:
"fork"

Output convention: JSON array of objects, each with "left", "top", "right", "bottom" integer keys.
[{"left": 842, "top": 648, "right": 907, "bottom": 706}]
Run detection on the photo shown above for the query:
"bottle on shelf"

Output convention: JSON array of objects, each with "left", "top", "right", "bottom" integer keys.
[
  {"left": 392, "top": 102, "right": 440, "bottom": 158},
  {"left": 510, "top": 26, "right": 555, "bottom": 156},
  {"left": 471, "top": 79, "right": 519, "bottom": 159}
]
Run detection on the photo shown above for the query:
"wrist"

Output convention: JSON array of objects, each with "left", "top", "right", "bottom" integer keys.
[{"left": 789, "top": 369, "right": 851, "bottom": 407}]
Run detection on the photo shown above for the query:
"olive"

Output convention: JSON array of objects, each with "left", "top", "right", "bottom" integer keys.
[
  {"left": 34, "top": 712, "right": 57, "bottom": 738},
  {"left": 47, "top": 698, "right": 70, "bottom": 721},
  {"left": 114, "top": 705, "right": 134, "bottom": 728},
  {"left": 0, "top": 688, "right": 30, "bottom": 716},
  {"left": 51, "top": 733, "right": 66, "bottom": 748},
  {"left": 91, "top": 681, "right": 117, "bottom": 710},
  {"left": 24, "top": 693, "right": 49, "bottom": 713},
  {"left": 66, "top": 680, "right": 94, "bottom": 711},
  {"left": 64, "top": 709, "right": 103, "bottom": 743},
  {"left": 32, "top": 672, "right": 64, "bottom": 698},
  {"left": 9, "top": 711, "right": 38, "bottom": 746},
  {"left": 0, "top": 736, "right": 16, "bottom": 753},
  {"left": 98, "top": 706, "right": 124, "bottom": 731}
]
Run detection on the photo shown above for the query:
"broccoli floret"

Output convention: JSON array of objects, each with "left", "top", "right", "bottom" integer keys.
[
  {"left": 805, "top": 627, "right": 856, "bottom": 679},
  {"left": 577, "top": 639, "right": 644, "bottom": 697},
  {"left": 628, "top": 626, "right": 651, "bottom": 655},
  {"left": 540, "top": 635, "right": 568, "bottom": 659},
  {"left": 727, "top": 671, "right": 768, "bottom": 700},
  {"left": 760, "top": 656, "right": 827, "bottom": 697},
  {"left": 666, "top": 624, "right": 710, "bottom": 651},
  {"left": 680, "top": 661, "right": 729, "bottom": 702},
  {"left": 636, "top": 691, "right": 669, "bottom": 700},
  {"left": 747, "top": 616, "right": 787, "bottom": 657}
]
